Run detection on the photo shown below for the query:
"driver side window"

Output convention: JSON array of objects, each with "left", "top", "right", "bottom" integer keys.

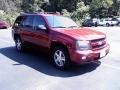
[{"left": 33, "top": 15, "right": 45, "bottom": 30}]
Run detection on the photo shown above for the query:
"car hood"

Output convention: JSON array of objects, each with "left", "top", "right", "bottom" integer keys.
[{"left": 53, "top": 28, "right": 106, "bottom": 40}]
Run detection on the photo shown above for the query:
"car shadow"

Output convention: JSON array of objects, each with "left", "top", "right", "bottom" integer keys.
[{"left": 0, "top": 46, "right": 100, "bottom": 77}]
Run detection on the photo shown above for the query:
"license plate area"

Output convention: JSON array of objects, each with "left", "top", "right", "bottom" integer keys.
[{"left": 100, "top": 49, "right": 106, "bottom": 58}]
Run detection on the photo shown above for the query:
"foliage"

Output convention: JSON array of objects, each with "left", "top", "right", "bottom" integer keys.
[
  {"left": 49, "top": 0, "right": 79, "bottom": 12},
  {"left": 112, "top": 0, "right": 120, "bottom": 16},
  {"left": 90, "top": 0, "right": 113, "bottom": 9},
  {"left": 0, "top": 0, "right": 120, "bottom": 26},
  {"left": 0, "top": 0, "right": 21, "bottom": 13},
  {"left": 90, "top": 0, "right": 113, "bottom": 18},
  {"left": 21, "top": 0, "right": 44, "bottom": 13},
  {"left": 61, "top": 9, "right": 71, "bottom": 17},
  {"left": 71, "top": 2, "right": 90, "bottom": 25},
  {"left": 0, "top": 12, "right": 19, "bottom": 26}
]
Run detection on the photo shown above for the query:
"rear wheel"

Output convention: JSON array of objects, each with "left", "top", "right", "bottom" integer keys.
[
  {"left": 52, "top": 46, "right": 71, "bottom": 70},
  {"left": 117, "top": 22, "right": 120, "bottom": 26},
  {"left": 15, "top": 37, "right": 24, "bottom": 52}
]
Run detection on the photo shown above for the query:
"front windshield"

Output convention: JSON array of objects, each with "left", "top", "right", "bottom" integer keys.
[{"left": 45, "top": 15, "right": 78, "bottom": 28}]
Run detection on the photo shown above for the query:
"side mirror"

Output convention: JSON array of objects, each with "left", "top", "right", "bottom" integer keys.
[{"left": 37, "top": 25, "right": 47, "bottom": 30}]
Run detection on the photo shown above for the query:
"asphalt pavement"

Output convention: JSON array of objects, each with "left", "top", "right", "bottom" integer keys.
[{"left": 0, "top": 27, "right": 120, "bottom": 90}]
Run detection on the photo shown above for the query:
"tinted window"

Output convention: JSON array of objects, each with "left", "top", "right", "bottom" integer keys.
[
  {"left": 112, "top": 18, "right": 116, "bottom": 20},
  {"left": 14, "top": 16, "right": 24, "bottom": 26},
  {"left": 23, "top": 16, "right": 33, "bottom": 28},
  {"left": 33, "top": 16, "right": 45, "bottom": 28}
]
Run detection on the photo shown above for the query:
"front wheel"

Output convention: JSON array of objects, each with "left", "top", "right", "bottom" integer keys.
[
  {"left": 117, "top": 22, "right": 120, "bottom": 26},
  {"left": 106, "top": 23, "right": 110, "bottom": 27},
  {"left": 51, "top": 46, "right": 71, "bottom": 70}
]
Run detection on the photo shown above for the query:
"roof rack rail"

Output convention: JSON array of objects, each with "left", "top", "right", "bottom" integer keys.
[
  {"left": 20, "top": 12, "right": 44, "bottom": 15},
  {"left": 20, "top": 12, "right": 61, "bottom": 15}
]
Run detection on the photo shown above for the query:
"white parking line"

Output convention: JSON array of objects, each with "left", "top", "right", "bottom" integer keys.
[
  {"left": 0, "top": 39, "right": 14, "bottom": 44},
  {"left": 93, "top": 61, "right": 120, "bottom": 71}
]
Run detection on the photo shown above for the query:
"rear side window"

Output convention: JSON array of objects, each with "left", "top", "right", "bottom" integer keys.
[
  {"left": 23, "top": 16, "right": 34, "bottom": 28},
  {"left": 14, "top": 16, "right": 24, "bottom": 26}
]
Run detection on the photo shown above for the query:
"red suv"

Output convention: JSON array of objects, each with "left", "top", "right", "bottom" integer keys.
[{"left": 12, "top": 13, "right": 110, "bottom": 69}]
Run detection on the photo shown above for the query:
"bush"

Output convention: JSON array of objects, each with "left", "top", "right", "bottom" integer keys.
[
  {"left": 61, "top": 9, "right": 71, "bottom": 17},
  {"left": 0, "top": 12, "right": 19, "bottom": 26}
]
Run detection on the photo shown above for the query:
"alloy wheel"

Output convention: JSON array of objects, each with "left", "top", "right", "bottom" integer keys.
[
  {"left": 16, "top": 38, "right": 22, "bottom": 51},
  {"left": 54, "top": 50, "right": 66, "bottom": 67}
]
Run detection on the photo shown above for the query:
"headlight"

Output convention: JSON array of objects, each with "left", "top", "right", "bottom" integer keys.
[{"left": 76, "top": 40, "right": 91, "bottom": 50}]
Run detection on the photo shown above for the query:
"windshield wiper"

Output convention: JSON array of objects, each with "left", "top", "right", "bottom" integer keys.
[
  {"left": 68, "top": 26, "right": 78, "bottom": 28},
  {"left": 53, "top": 26, "right": 67, "bottom": 28}
]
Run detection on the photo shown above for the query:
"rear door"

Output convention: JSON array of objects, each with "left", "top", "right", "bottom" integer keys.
[{"left": 20, "top": 15, "right": 35, "bottom": 44}]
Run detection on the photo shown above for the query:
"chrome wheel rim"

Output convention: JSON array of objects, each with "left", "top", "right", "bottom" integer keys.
[
  {"left": 54, "top": 50, "right": 65, "bottom": 67},
  {"left": 16, "top": 39, "right": 21, "bottom": 51}
]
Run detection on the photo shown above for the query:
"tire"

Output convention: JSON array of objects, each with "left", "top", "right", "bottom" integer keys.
[
  {"left": 88, "top": 24, "right": 92, "bottom": 27},
  {"left": 51, "top": 46, "right": 71, "bottom": 70},
  {"left": 15, "top": 37, "right": 24, "bottom": 52},
  {"left": 117, "top": 22, "right": 120, "bottom": 26},
  {"left": 95, "top": 22, "right": 98, "bottom": 27},
  {"left": 106, "top": 23, "right": 110, "bottom": 27}
]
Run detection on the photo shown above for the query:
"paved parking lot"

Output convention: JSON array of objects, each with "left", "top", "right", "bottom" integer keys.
[{"left": 0, "top": 27, "right": 120, "bottom": 90}]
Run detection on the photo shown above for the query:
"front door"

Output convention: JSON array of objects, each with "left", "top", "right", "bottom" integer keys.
[{"left": 31, "top": 15, "right": 50, "bottom": 51}]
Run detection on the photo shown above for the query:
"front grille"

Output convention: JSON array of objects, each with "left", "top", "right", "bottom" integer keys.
[{"left": 91, "top": 38, "right": 106, "bottom": 49}]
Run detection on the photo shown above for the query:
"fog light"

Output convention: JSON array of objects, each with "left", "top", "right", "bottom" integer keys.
[{"left": 82, "top": 56, "right": 87, "bottom": 60}]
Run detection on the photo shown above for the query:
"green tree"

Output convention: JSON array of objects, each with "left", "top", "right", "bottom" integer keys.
[
  {"left": 49, "top": 0, "right": 81, "bottom": 12},
  {"left": 112, "top": 0, "right": 120, "bottom": 16},
  {"left": 61, "top": 9, "right": 71, "bottom": 17},
  {"left": 0, "top": 0, "right": 21, "bottom": 13},
  {"left": 71, "top": 2, "right": 90, "bottom": 25},
  {"left": 21, "top": 0, "right": 44, "bottom": 13},
  {"left": 90, "top": 0, "right": 113, "bottom": 18}
]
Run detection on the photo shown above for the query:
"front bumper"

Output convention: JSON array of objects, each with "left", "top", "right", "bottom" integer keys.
[{"left": 70, "top": 44, "right": 110, "bottom": 64}]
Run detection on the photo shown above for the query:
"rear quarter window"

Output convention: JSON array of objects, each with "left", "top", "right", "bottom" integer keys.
[{"left": 14, "top": 16, "right": 25, "bottom": 26}]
